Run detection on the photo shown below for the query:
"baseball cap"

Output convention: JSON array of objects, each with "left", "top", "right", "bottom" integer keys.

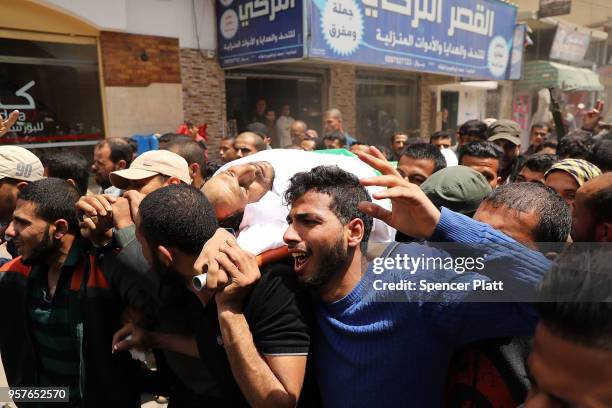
[
  {"left": 0, "top": 146, "right": 44, "bottom": 182},
  {"left": 487, "top": 120, "right": 521, "bottom": 146},
  {"left": 421, "top": 165, "right": 492, "bottom": 216},
  {"left": 110, "top": 150, "right": 191, "bottom": 189}
]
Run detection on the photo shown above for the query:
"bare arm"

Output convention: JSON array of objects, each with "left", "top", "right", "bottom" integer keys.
[
  {"left": 218, "top": 309, "right": 306, "bottom": 408},
  {"left": 112, "top": 323, "right": 200, "bottom": 359}
]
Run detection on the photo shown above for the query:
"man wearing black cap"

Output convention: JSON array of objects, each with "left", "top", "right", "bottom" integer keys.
[{"left": 487, "top": 120, "right": 523, "bottom": 183}]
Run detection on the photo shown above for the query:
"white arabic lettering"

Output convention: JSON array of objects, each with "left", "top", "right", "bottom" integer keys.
[{"left": 0, "top": 81, "right": 36, "bottom": 110}]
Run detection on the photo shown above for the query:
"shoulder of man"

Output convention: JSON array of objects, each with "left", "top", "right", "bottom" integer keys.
[{"left": 243, "top": 259, "right": 313, "bottom": 355}]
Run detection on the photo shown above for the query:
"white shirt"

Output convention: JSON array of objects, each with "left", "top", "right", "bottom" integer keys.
[
  {"left": 215, "top": 149, "right": 395, "bottom": 254},
  {"left": 276, "top": 115, "right": 295, "bottom": 147}
]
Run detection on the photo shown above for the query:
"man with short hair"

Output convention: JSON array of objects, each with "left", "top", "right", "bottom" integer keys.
[
  {"left": 525, "top": 122, "right": 550, "bottom": 155},
  {"left": 458, "top": 141, "right": 503, "bottom": 188},
  {"left": 251, "top": 98, "right": 267, "bottom": 124},
  {"left": 165, "top": 139, "right": 207, "bottom": 189},
  {"left": 396, "top": 142, "right": 446, "bottom": 186},
  {"left": 556, "top": 130, "right": 593, "bottom": 159},
  {"left": 289, "top": 120, "right": 308, "bottom": 147},
  {"left": 91, "top": 138, "right": 132, "bottom": 192},
  {"left": 447, "top": 181, "right": 572, "bottom": 406},
  {"left": 323, "top": 131, "right": 347, "bottom": 149},
  {"left": 323, "top": 108, "right": 355, "bottom": 147},
  {"left": 390, "top": 132, "right": 408, "bottom": 160},
  {"left": 281, "top": 150, "right": 551, "bottom": 407},
  {"left": 457, "top": 119, "right": 488, "bottom": 149},
  {"left": 487, "top": 120, "right": 522, "bottom": 183},
  {"left": 430, "top": 130, "right": 452, "bottom": 150},
  {"left": 112, "top": 184, "right": 312, "bottom": 407},
  {"left": 0, "top": 178, "right": 156, "bottom": 407},
  {"left": 514, "top": 154, "right": 558, "bottom": 184},
  {"left": 277, "top": 104, "right": 296, "bottom": 147},
  {"left": 0, "top": 146, "right": 44, "bottom": 262},
  {"left": 234, "top": 131, "right": 268, "bottom": 158},
  {"left": 219, "top": 136, "right": 238, "bottom": 164},
  {"left": 571, "top": 173, "right": 612, "bottom": 242},
  {"left": 526, "top": 245, "right": 612, "bottom": 407},
  {"left": 42, "top": 151, "right": 90, "bottom": 195}
]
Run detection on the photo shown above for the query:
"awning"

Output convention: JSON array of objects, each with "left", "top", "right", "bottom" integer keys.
[{"left": 516, "top": 60, "right": 604, "bottom": 92}]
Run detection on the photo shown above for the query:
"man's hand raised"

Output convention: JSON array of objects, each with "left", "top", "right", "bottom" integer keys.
[
  {"left": 0, "top": 110, "right": 19, "bottom": 137},
  {"left": 355, "top": 146, "right": 441, "bottom": 239}
]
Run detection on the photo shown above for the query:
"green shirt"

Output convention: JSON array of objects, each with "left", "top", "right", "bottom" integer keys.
[{"left": 28, "top": 239, "right": 84, "bottom": 406}]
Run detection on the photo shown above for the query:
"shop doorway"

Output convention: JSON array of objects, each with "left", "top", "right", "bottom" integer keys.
[
  {"left": 441, "top": 91, "right": 459, "bottom": 132},
  {"left": 225, "top": 72, "right": 324, "bottom": 138}
]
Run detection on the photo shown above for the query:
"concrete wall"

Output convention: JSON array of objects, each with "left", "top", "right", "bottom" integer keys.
[{"left": 39, "top": 0, "right": 216, "bottom": 49}]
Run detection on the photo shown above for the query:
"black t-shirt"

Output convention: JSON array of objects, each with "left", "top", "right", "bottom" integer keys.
[{"left": 195, "top": 260, "right": 315, "bottom": 407}]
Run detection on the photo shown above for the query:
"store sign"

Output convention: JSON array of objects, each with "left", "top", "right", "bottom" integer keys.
[
  {"left": 308, "top": 0, "right": 517, "bottom": 80},
  {"left": 550, "top": 23, "right": 590, "bottom": 63},
  {"left": 508, "top": 24, "right": 526, "bottom": 80},
  {"left": 217, "top": 0, "right": 304, "bottom": 68},
  {"left": 539, "top": 0, "right": 571, "bottom": 18}
]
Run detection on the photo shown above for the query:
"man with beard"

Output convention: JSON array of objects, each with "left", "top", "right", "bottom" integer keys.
[
  {"left": 0, "top": 146, "right": 44, "bottom": 263},
  {"left": 487, "top": 120, "right": 523, "bottom": 184},
  {"left": 278, "top": 147, "right": 551, "bottom": 407},
  {"left": 0, "top": 178, "right": 156, "bottom": 407},
  {"left": 202, "top": 149, "right": 394, "bottom": 256},
  {"left": 91, "top": 138, "right": 132, "bottom": 195},
  {"left": 112, "top": 184, "right": 313, "bottom": 407}
]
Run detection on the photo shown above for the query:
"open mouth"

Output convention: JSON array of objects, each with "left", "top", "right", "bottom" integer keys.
[{"left": 290, "top": 250, "right": 311, "bottom": 274}]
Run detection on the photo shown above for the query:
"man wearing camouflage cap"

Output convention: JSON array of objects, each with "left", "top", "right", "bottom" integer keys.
[{"left": 487, "top": 120, "right": 523, "bottom": 184}]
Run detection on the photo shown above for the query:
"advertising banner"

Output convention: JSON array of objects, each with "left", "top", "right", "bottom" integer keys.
[
  {"left": 308, "top": 0, "right": 517, "bottom": 80},
  {"left": 539, "top": 0, "right": 571, "bottom": 18},
  {"left": 549, "top": 23, "right": 590, "bottom": 63},
  {"left": 508, "top": 23, "right": 526, "bottom": 80},
  {"left": 217, "top": 0, "right": 304, "bottom": 68}
]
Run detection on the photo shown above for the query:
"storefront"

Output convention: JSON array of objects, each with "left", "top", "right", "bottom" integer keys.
[
  {"left": 0, "top": 0, "right": 105, "bottom": 156},
  {"left": 217, "top": 0, "right": 519, "bottom": 143}
]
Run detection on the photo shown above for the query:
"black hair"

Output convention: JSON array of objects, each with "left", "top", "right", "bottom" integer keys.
[
  {"left": 589, "top": 139, "right": 612, "bottom": 172},
  {"left": 351, "top": 141, "right": 367, "bottom": 146},
  {"left": 458, "top": 141, "right": 503, "bottom": 163},
  {"left": 245, "top": 122, "right": 269, "bottom": 139},
  {"left": 390, "top": 132, "right": 408, "bottom": 143},
  {"left": 285, "top": 166, "right": 372, "bottom": 251},
  {"left": 536, "top": 244, "right": 612, "bottom": 350},
  {"left": 139, "top": 184, "right": 218, "bottom": 255},
  {"left": 165, "top": 139, "right": 207, "bottom": 179},
  {"left": 204, "top": 162, "right": 222, "bottom": 182},
  {"left": 158, "top": 133, "right": 190, "bottom": 147},
  {"left": 218, "top": 210, "right": 244, "bottom": 232},
  {"left": 585, "top": 185, "right": 612, "bottom": 224},
  {"left": 534, "top": 139, "right": 558, "bottom": 154},
  {"left": 400, "top": 143, "right": 447, "bottom": 173},
  {"left": 430, "top": 130, "right": 452, "bottom": 143},
  {"left": 458, "top": 119, "right": 488, "bottom": 139},
  {"left": 19, "top": 178, "right": 80, "bottom": 233},
  {"left": 324, "top": 131, "right": 347, "bottom": 148},
  {"left": 520, "top": 154, "right": 558, "bottom": 174},
  {"left": 531, "top": 122, "right": 550, "bottom": 131},
  {"left": 557, "top": 130, "right": 593, "bottom": 160},
  {"left": 482, "top": 182, "right": 571, "bottom": 244},
  {"left": 41, "top": 151, "right": 90, "bottom": 195},
  {"left": 96, "top": 138, "right": 133, "bottom": 167},
  {"left": 237, "top": 131, "right": 267, "bottom": 152}
]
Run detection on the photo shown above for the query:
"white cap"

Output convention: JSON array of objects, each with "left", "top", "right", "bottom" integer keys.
[{"left": 0, "top": 146, "right": 44, "bottom": 182}]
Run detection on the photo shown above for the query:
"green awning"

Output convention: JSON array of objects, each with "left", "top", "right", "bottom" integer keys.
[{"left": 516, "top": 60, "right": 604, "bottom": 92}]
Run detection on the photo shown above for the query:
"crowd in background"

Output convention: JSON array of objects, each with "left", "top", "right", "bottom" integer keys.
[{"left": 0, "top": 101, "right": 611, "bottom": 408}]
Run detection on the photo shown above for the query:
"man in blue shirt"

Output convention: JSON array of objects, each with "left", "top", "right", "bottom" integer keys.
[{"left": 282, "top": 147, "right": 551, "bottom": 407}]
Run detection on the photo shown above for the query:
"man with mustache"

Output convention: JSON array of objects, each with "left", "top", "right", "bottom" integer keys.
[{"left": 0, "top": 178, "right": 156, "bottom": 407}]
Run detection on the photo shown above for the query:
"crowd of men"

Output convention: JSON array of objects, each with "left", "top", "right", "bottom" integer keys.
[{"left": 0, "top": 106, "right": 611, "bottom": 408}]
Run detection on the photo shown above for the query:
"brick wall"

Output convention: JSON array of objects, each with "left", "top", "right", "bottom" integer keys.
[
  {"left": 100, "top": 31, "right": 181, "bottom": 87},
  {"left": 329, "top": 64, "right": 356, "bottom": 135},
  {"left": 180, "top": 49, "right": 227, "bottom": 163},
  {"left": 419, "top": 73, "right": 457, "bottom": 138}
]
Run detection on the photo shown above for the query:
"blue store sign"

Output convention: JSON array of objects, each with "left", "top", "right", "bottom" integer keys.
[
  {"left": 308, "top": 0, "right": 517, "bottom": 79},
  {"left": 217, "top": 0, "right": 304, "bottom": 68}
]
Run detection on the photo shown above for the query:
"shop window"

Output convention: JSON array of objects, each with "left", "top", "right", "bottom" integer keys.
[
  {"left": 0, "top": 37, "right": 104, "bottom": 147},
  {"left": 226, "top": 72, "right": 324, "bottom": 141},
  {"left": 356, "top": 75, "right": 418, "bottom": 145}
]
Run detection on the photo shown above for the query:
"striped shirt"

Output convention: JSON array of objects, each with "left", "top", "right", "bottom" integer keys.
[{"left": 27, "top": 241, "right": 84, "bottom": 407}]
